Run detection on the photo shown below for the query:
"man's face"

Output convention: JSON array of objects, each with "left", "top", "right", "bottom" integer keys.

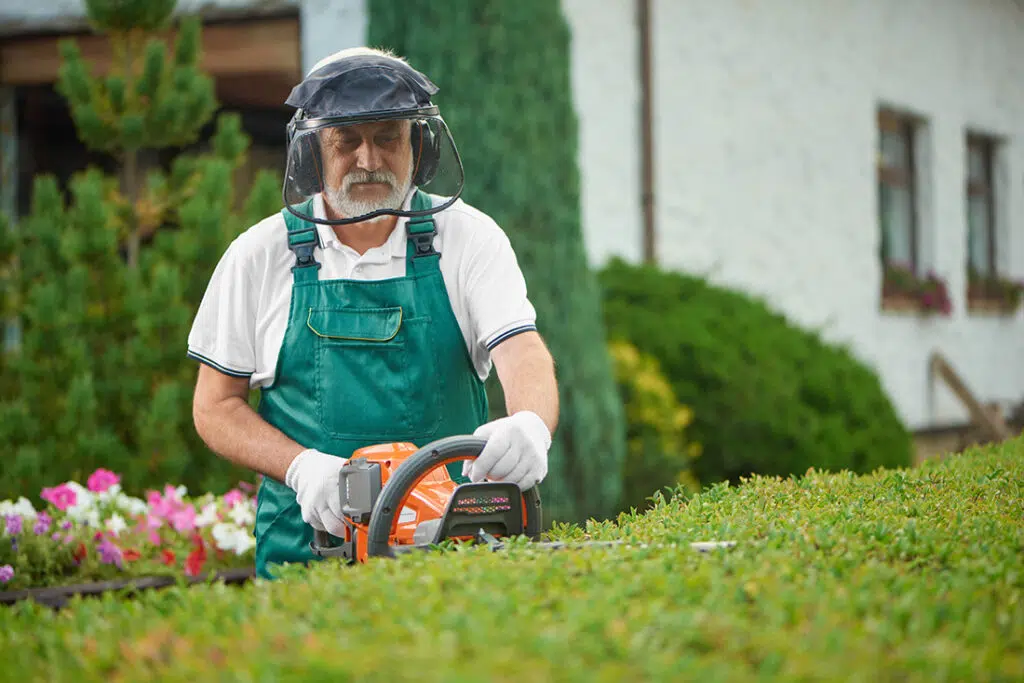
[{"left": 319, "top": 119, "right": 414, "bottom": 220}]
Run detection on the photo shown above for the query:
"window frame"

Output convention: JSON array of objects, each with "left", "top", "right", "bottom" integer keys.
[
  {"left": 877, "top": 108, "right": 920, "bottom": 274},
  {"left": 965, "top": 133, "right": 998, "bottom": 279}
]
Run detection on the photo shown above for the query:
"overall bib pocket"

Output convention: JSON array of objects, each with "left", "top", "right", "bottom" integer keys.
[{"left": 308, "top": 306, "right": 441, "bottom": 439}]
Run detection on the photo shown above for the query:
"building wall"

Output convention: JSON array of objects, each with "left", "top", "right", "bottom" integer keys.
[
  {"left": 4, "top": 0, "right": 1022, "bottom": 430},
  {"left": 563, "top": 0, "right": 1024, "bottom": 430}
]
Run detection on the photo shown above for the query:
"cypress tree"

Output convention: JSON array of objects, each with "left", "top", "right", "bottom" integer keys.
[
  {"left": 0, "top": 0, "right": 282, "bottom": 499},
  {"left": 368, "top": 0, "right": 628, "bottom": 523}
]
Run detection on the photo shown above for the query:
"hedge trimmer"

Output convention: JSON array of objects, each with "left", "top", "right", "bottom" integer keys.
[{"left": 308, "top": 435, "right": 734, "bottom": 563}]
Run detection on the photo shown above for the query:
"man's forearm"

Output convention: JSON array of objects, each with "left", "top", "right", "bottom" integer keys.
[
  {"left": 193, "top": 397, "right": 305, "bottom": 483},
  {"left": 493, "top": 333, "right": 560, "bottom": 436}
]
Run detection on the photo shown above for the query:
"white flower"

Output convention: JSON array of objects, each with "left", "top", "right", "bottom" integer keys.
[
  {"left": 115, "top": 494, "right": 149, "bottom": 517},
  {"left": 97, "top": 484, "right": 123, "bottom": 504},
  {"left": 195, "top": 503, "right": 219, "bottom": 528},
  {"left": 0, "top": 497, "right": 38, "bottom": 519},
  {"left": 228, "top": 502, "right": 255, "bottom": 527},
  {"left": 105, "top": 513, "right": 128, "bottom": 536},
  {"left": 211, "top": 522, "right": 256, "bottom": 555},
  {"left": 174, "top": 485, "right": 188, "bottom": 500},
  {"left": 63, "top": 481, "right": 97, "bottom": 520}
]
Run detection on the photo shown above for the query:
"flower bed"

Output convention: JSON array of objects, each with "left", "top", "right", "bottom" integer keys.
[{"left": 0, "top": 469, "right": 256, "bottom": 593}]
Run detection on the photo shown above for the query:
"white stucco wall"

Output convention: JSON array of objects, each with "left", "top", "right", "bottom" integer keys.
[
  {"left": 561, "top": 0, "right": 644, "bottom": 266},
  {"left": 565, "top": 0, "right": 1024, "bottom": 430}
]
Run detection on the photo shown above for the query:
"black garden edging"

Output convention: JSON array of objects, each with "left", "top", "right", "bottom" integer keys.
[{"left": 0, "top": 567, "right": 256, "bottom": 610}]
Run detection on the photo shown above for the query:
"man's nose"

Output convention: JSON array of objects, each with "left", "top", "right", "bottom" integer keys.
[{"left": 353, "top": 139, "right": 383, "bottom": 171}]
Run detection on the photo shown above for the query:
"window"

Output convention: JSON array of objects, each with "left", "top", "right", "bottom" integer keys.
[
  {"left": 965, "top": 134, "right": 998, "bottom": 278},
  {"left": 877, "top": 109, "right": 919, "bottom": 273}
]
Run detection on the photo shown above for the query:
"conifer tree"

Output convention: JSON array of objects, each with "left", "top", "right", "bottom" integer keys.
[
  {"left": 368, "top": 0, "right": 628, "bottom": 523},
  {"left": 0, "top": 0, "right": 281, "bottom": 499}
]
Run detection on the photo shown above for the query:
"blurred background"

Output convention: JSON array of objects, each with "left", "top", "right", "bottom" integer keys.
[{"left": 1, "top": 0, "right": 1021, "bottom": 525}]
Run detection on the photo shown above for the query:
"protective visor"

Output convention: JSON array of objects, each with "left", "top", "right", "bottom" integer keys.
[{"left": 283, "top": 111, "right": 464, "bottom": 225}]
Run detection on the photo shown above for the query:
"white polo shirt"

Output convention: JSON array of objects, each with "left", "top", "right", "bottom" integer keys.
[{"left": 187, "top": 193, "right": 538, "bottom": 389}]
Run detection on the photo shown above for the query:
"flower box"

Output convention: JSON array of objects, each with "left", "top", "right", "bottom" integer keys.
[
  {"left": 0, "top": 566, "right": 254, "bottom": 609},
  {"left": 1, "top": 468, "right": 258, "bottom": 596},
  {"left": 881, "top": 263, "right": 952, "bottom": 316}
]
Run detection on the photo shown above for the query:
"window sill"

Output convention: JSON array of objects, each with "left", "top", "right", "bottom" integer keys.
[
  {"left": 966, "top": 297, "right": 1019, "bottom": 316},
  {"left": 881, "top": 294, "right": 922, "bottom": 314}
]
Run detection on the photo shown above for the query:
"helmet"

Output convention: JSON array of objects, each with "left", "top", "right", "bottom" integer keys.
[{"left": 282, "top": 49, "right": 464, "bottom": 225}]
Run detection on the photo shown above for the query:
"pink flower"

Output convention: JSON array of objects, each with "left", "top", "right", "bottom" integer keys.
[
  {"left": 223, "top": 489, "right": 245, "bottom": 509},
  {"left": 138, "top": 514, "right": 164, "bottom": 545},
  {"left": 168, "top": 504, "right": 197, "bottom": 533},
  {"left": 87, "top": 468, "right": 121, "bottom": 493},
  {"left": 41, "top": 484, "right": 78, "bottom": 511},
  {"left": 145, "top": 490, "right": 176, "bottom": 519}
]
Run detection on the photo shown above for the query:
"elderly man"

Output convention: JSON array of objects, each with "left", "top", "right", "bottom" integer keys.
[{"left": 188, "top": 47, "right": 558, "bottom": 579}]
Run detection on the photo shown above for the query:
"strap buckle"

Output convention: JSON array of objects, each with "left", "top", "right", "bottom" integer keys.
[
  {"left": 411, "top": 231, "right": 437, "bottom": 257},
  {"left": 288, "top": 226, "right": 321, "bottom": 271}
]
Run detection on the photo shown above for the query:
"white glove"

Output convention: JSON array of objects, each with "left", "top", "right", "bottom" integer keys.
[
  {"left": 463, "top": 411, "right": 551, "bottom": 490},
  {"left": 284, "top": 449, "right": 348, "bottom": 537}
]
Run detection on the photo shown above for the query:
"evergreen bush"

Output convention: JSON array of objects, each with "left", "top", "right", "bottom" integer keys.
[
  {"left": 598, "top": 257, "right": 914, "bottom": 485},
  {"left": 367, "top": 0, "right": 628, "bottom": 524},
  {"left": 609, "top": 339, "right": 701, "bottom": 513},
  {"left": 0, "top": 0, "right": 282, "bottom": 500}
]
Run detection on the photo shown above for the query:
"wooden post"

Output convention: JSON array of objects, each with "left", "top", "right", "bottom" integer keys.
[{"left": 928, "top": 351, "right": 1011, "bottom": 442}]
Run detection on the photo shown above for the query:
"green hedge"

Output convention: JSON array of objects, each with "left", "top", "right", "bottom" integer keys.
[
  {"left": 2, "top": 439, "right": 1021, "bottom": 681},
  {"left": 598, "top": 257, "right": 914, "bottom": 485}
]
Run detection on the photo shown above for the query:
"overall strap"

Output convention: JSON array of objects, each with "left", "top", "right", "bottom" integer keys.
[
  {"left": 405, "top": 190, "right": 440, "bottom": 275},
  {"left": 282, "top": 201, "right": 322, "bottom": 283}
]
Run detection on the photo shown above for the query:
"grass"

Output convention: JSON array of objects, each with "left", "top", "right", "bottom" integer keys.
[{"left": 0, "top": 437, "right": 1021, "bottom": 682}]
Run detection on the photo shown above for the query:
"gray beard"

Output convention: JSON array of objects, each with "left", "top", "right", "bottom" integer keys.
[{"left": 325, "top": 168, "right": 412, "bottom": 220}]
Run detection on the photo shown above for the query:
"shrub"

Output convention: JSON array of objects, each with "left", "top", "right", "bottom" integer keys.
[
  {"left": 0, "top": 437, "right": 1019, "bottom": 680},
  {"left": 609, "top": 340, "right": 700, "bottom": 512},
  {"left": 598, "top": 257, "right": 914, "bottom": 485},
  {"left": 0, "top": 1, "right": 281, "bottom": 500}
]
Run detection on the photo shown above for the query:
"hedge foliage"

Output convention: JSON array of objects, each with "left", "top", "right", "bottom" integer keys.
[
  {"left": 368, "top": 0, "right": 629, "bottom": 524},
  {"left": 599, "top": 257, "right": 915, "bottom": 485},
  {"left": 1, "top": 438, "right": 1020, "bottom": 680}
]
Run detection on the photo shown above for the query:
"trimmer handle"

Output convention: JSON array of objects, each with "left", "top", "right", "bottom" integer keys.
[{"left": 365, "top": 435, "right": 543, "bottom": 559}]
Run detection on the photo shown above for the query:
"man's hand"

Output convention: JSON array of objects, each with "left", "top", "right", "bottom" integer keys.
[
  {"left": 463, "top": 330, "right": 559, "bottom": 490},
  {"left": 284, "top": 449, "right": 349, "bottom": 537},
  {"left": 463, "top": 410, "right": 551, "bottom": 490}
]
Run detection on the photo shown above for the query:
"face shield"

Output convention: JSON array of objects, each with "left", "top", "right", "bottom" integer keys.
[
  {"left": 283, "top": 108, "right": 464, "bottom": 225},
  {"left": 282, "top": 53, "right": 464, "bottom": 225}
]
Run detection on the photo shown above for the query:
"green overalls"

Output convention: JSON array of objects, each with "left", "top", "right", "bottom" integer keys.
[{"left": 253, "top": 190, "right": 489, "bottom": 579}]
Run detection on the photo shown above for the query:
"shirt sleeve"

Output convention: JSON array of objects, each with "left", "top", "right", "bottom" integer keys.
[
  {"left": 186, "top": 237, "right": 259, "bottom": 378},
  {"left": 461, "top": 220, "right": 538, "bottom": 354}
]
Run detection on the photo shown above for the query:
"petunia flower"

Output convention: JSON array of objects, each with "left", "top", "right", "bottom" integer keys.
[
  {"left": 40, "top": 484, "right": 78, "bottom": 512},
  {"left": 105, "top": 514, "right": 128, "bottom": 536},
  {"left": 4, "top": 515, "right": 22, "bottom": 536},
  {"left": 87, "top": 468, "right": 121, "bottom": 493},
  {"left": 97, "top": 539, "right": 123, "bottom": 567},
  {"left": 0, "top": 497, "right": 37, "bottom": 520},
  {"left": 222, "top": 489, "right": 245, "bottom": 509},
  {"left": 0, "top": 565, "right": 13, "bottom": 583},
  {"left": 168, "top": 504, "right": 197, "bottom": 533},
  {"left": 33, "top": 512, "right": 51, "bottom": 535}
]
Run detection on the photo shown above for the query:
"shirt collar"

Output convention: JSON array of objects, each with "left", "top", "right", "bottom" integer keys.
[{"left": 311, "top": 190, "right": 416, "bottom": 262}]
